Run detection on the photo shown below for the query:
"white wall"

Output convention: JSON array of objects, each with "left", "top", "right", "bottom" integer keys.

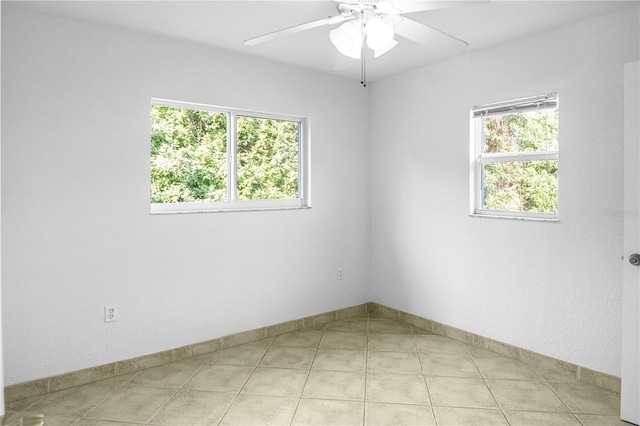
[
  {"left": 1, "top": 6, "right": 370, "bottom": 385},
  {"left": 0, "top": 0, "right": 5, "bottom": 416},
  {"left": 370, "top": 6, "right": 639, "bottom": 377}
]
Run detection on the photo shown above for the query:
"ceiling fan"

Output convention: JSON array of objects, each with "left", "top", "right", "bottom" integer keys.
[{"left": 244, "top": 0, "right": 488, "bottom": 86}]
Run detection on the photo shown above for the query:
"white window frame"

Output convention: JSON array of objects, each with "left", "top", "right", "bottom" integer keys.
[
  {"left": 150, "top": 98, "right": 310, "bottom": 214},
  {"left": 470, "top": 93, "right": 559, "bottom": 221}
]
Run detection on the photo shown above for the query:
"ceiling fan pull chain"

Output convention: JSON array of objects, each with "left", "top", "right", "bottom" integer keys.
[
  {"left": 360, "top": 17, "right": 367, "bottom": 87},
  {"left": 361, "top": 50, "right": 366, "bottom": 87}
]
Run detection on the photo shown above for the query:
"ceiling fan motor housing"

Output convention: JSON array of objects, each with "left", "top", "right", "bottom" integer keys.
[{"left": 337, "top": 0, "right": 387, "bottom": 15}]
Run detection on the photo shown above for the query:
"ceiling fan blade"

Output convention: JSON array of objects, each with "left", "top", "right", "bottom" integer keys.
[
  {"left": 394, "top": 17, "right": 468, "bottom": 57},
  {"left": 392, "top": 0, "right": 489, "bottom": 14},
  {"left": 244, "top": 15, "right": 348, "bottom": 46}
]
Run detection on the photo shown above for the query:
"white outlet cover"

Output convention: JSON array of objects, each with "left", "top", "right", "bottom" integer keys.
[{"left": 104, "top": 305, "right": 119, "bottom": 323}]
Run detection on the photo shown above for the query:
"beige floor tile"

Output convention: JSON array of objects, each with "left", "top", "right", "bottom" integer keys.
[
  {"left": 420, "top": 352, "right": 481, "bottom": 378},
  {"left": 368, "top": 334, "right": 416, "bottom": 352},
  {"left": 5, "top": 395, "right": 45, "bottom": 412},
  {"left": 41, "top": 416, "right": 79, "bottom": 426},
  {"left": 302, "top": 370, "right": 365, "bottom": 401},
  {"left": 220, "top": 394, "right": 298, "bottom": 425},
  {"left": 272, "top": 329, "right": 323, "bottom": 348},
  {"left": 432, "top": 406, "right": 508, "bottom": 425},
  {"left": 207, "top": 342, "right": 270, "bottom": 366},
  {"left": 85, "top": 386, "right": 176, "bottom": 423},
  {"left": 368, "top": 320, "right": 413, "bottom": 335},
  {"left": 242, "top": 367, "right": 308, "bottom": 397},
  {"left": 364, "top": 402, "right": 436, "bottom": 425},
  {"left": 419, "top": 352, "right": 482, "bottom": 377},
  {"left": 69, "top": 419, "right": 139, "bottom": 426},
  {"left": 320, "top": 331, "right": 368, "bottom": 350},
  {"left": 548, "top": 382, "right": 620, "bottom": 415},
  {"left": 486, "top": 379, "right": 568, "bottom": 412},
  {"left": 4, "top": 412, "right": 77, "bottom": 426},
  {"left": 574, "top": 414, "right": 631, "bottom": 425},
  {"left": 28, "top": 379, "right": 125, "bottom": 417},
  {"left": 504, "top": 410, "right": 581, "bottom": 425},
  {"left": 325, "top": 319, "right": 369, "bottom": 333},
  {"left": 1, "top": 411, "right": 34, "bottom": 426},
  {"left": 183, "top": 365, "right": 253, "bottom": 392},
  {"left": 148, "top": 389, "right": 235, "bottom": 426},
  {"left": 14, "top": 312, "right": 627, "bottom": 426},
  {"left": 475, "top": 356, "right": 543, "bottom": 380},
  {"left": 259, "top": 346, "right": 317, "bottom": 369},
  {"left": 366, "top": 373, "right": 430, "bottom": 405},
  {"left": 312, "top": 349, "right": 366, "bottom": 372},
  {"left": 368, "top": 351, "right": 422, "bottom": 374},
  {"left": 128, "top": 361, "right": 200, "bottom": 388},
  {"left": 293, "top": 398, "right": 364, "bottom": 426},
  {"left": 427, "top": 376, "right": 498, "bottom": 409},
  {"left": 415, "top": 335, "right": 469, "bottom": 355}
]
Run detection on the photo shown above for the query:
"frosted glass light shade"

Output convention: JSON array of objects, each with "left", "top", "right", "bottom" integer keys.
[
  {"left": 374, "top": 39, "right": 398, "bottom": 57},
  {"left": 330, "top": 21, "right": 363, "bottom": 59},
  {"left": 365, "top": 17, "right": 394, "bottom": 50}
]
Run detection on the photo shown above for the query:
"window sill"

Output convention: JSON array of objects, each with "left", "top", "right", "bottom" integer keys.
[
  {"left": 150, "top": 206, "right": 311, "bottom": 215},
  {"left": 469, "top": 213, "right": 559, "bottom": 223},
  {"left": 151, "top": 198, "right": 310, "bottom": 215}
]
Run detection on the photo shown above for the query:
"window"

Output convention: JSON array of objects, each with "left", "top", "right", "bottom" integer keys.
[
  {"left": 150, "top": 99, "right": 309, "bottom": 213},
  {"left": 471, "top": 93, "right": 559, "bottom": 220}
]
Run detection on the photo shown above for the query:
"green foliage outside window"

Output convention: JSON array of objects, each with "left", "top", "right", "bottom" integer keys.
[
  {"left": 151, "top": 106, "right": 228, "bottom": 203},
  {"left": 482, "top": 109, "right": 559, "bottom": 213},
  {"left": 237, "top": 116, "right": 299, "bottom": 200},
  {"left": 150, "top": 105, "right": 300, "bottom": 204}
]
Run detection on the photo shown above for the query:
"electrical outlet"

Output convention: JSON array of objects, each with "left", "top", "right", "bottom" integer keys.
[
  {"left": 337, "top": 268, "right": 344, "bottom": 280},
  {"left": 104, "top": 305, "right": 119, "bottom": 323}
]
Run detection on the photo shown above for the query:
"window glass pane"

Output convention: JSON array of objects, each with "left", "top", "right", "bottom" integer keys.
[
  {"left": 483, "top": 160, "right": 558, "bottom": 213},
  {"left": 150, "top": 105, "right": 228, "bottom": 203},
  {"left": 482, "top": 109, "right": 558, "bottom": 154},
  {"left": 236, "top": 116, "right": 299, "bottom": 200}
]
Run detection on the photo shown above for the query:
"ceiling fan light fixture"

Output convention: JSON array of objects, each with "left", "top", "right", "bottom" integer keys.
[
  {"left": 330, "top": 21, "right": 363, "bottom": 59},
  {"left": 374, "top": 38, "right": 398, "bottom": 57},
  {"left": 365, "top": 16, "right": 394, "bottom": 50}
]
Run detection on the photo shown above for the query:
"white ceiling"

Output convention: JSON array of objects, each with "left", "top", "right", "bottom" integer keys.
[{"left": 6, "top": 0, "right": 638, "bottom": 82}]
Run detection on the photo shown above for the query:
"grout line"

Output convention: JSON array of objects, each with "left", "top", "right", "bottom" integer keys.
[
  {"left": 141, "top": 359, "right": 209, "bottom": 425},
  {"left": 465, "top": 344, "right": 511, "bottom": 425},
  {"left": 141, "top": 388, "right": 180, "bottom": 425},
  {"left": 412, "top": 325, "right": 437, "bottom": 425},
  {"left": 362, "top": 314, "right": 370, "bottom": 426},
  {"left": 75, "top": 372, "right": 146, "bottom": 422},
  {"left": 543, "top": 378, "right": 581, "bottom": 421},
  {"left": 217, "top": 336, "right": 278, "bottom": 425},
  {"left": 289, "top": 323, "right": 325, "bottom": 425}
]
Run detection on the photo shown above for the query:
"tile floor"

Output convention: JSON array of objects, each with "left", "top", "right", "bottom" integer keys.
[{"left": 3, "top": 314, "right": 626, "bottom": 425}]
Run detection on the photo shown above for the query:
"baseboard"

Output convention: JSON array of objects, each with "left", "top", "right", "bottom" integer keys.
[
  {"left": 4, "top": 301, "right": 620, "bottom": 405},
  {"left": 368, "top": 302, "right": 621, "bottom": 394},
  {"left": 4, "top": 303, "right": 369, "bottom": 403}
]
